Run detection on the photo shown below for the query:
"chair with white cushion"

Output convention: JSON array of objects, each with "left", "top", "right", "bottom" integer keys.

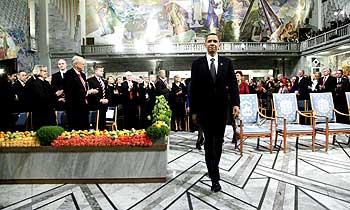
[
  {"left": 310, "top": 92, "right": 350, "bottom": 149},
  {"left": 273, "top": 93, "right": 316, "bottom": 153},
  {"left": 235, "top": 94, "right": 275, "bottom": 155}
]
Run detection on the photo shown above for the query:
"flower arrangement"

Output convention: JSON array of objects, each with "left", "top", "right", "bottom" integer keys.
[{"left": 146, "top": 95, "right": 172, "bottom": 142}]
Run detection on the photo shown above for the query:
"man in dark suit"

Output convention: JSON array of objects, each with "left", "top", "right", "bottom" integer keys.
[
  {"left": 64, "top": 56, "right": 98, "bottom": 130},
  {"left": 190, "top": 33, "right": 240, "bottom": 192},
  {"left": 12, "top": 70, "right": 28, "bottom": 112},
  {"left": 318, "top": 68, "right": 336, "bottom": 93},
  {"left": 155, "top": 69, "right": 170, "bottom": 100},
  {"left": 87, "top": 65, "right": 111, "bottom": 130},
  {"left": 334, "top": 69, "right": 349, "bottom": 123},
  {"left": 121, "top": 71, "right": 139, "bottom": 129},
  {"left": 296, "top": 69, "right": 312, "bottom": 111},
  {"left": 51, "top": 59, "right": 67, "bottom": 110}
]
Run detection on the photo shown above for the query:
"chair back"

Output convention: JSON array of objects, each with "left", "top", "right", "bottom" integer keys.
[
  {"left": 272, "top": 93, "right": 299, "bottom": 124},
  {"left": 12, "top": 112, "right": 30, "bottom": 130},
  {"left": 346, "top": 92, "right": 350, "bottom": 112},
  {"left": 106, "top": 106, "right": 117, "bottom": 124},
  {"left": 239, "top": 94, "right": 259, "bottom": 124},
  {"left": 310, "top": 92, "right": 335, "bottom": 122},
  {"left": 55, "top": 111, "right": 67, "bottom": 127},
  {"left": 89, "top": 110, "right": 99, "bottom": 130}
]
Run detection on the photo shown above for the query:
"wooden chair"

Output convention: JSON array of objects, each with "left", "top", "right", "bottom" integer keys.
[
  {"left": 273, "top": 93, "right": 316, "bottom": 153},
  {"left": 89, "top": 110, "right": 100, "bottom": 130},
  {"left": 310, "top": 92, "right": 350, "bottom": 149},
  {"left": 55, "top": 111, "right": 68, "bottom": 128},
  {"left": 105, "top": 106, "right": 118, "bottom": 131},
  {"left": 235, "top": 94, "right": 275, "bottom": 155},
  {"left": 11, "top": 112, "right": 30, "bottom": 131}
]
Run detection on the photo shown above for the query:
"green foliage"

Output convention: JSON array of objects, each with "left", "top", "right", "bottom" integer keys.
[
  {"left": 36, "top": 126, "right": 65, "bottom": 146},
  {"left": 152, "top": 95, "right": 172, "bottom": 125},
  {"left": 146, "top": 121, "right": 170, "bottom": 140}
]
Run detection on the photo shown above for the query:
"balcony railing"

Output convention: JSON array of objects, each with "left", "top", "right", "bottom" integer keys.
[
  {"left": 300, "top": 23, "right": 350, "bottom": 51},
  {"left": 81, "top": 42, "right": 300, "bottom": 56},
  {"left": 79, "top": 23, "right": 350, "bottom": 57}
]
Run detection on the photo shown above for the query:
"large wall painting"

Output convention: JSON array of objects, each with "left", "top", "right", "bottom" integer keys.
[
  {"left": 0, "top": 26, "right": 18, "bottom": 60},
  {"left": 86, "top": 0, "right": 313, "bottom": 45}
]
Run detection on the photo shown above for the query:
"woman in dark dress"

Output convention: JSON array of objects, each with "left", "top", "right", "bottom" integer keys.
[{"left": 170, "top": 75, "right": 186, "bottom": 131}]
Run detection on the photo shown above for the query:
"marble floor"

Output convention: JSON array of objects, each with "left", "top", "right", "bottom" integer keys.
[{"left": 1, "top": 126, "right": 350, "bottom": 210}]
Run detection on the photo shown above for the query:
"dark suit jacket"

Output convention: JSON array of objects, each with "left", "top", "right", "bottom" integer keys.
[
  {"left": 317, "top": 76, "right": 336, "bottom": 93},
  {"left": 296, "top": 76, "right": 311, "bottom": 100},
  {"left": 51, "top": 71, "right": 65, "bottom": 91},
  {"left": 63, "top": 68, "right": 88, "bottom": 111},
  {"left": 155, "top": 78, "right": 170, "bottom": 100},
  {"left": 12, "top": 80, "right": 27, "bottom": 112},
  {"left": 121, "top": 80, "right": 139, "bottom": 103},
  {"left": 87, "top": 76, "right": 111, "bottom": 110},
  {"left": 190, "top": 55, "right": 239, "bottom": 135}
]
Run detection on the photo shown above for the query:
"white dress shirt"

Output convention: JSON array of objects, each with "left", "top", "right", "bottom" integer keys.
[{"left": 206, "top": 53, "right": 218, "bottom": 74}]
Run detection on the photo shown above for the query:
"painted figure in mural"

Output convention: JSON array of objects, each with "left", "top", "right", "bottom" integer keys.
[
  {"left": 192, "top": 0, "right": 203, "bottom": 27},
  {"left": 0, "top": 29, "right": 9, "bottom": 60},
  {"left": 165, "top": 2, "right": 189, "bottom": 35},
  {"left": 97, "top": 0, "right": 117, "bottom": 36},
  {"left": 205, "top": 0, "right": 223, "bottom": 30}
]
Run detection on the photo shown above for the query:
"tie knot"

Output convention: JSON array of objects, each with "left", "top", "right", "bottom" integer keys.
[{"left": 210, "top": 58, "right": 215, "bottom": 62}]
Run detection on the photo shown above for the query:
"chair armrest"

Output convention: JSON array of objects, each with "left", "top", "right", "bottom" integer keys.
[
  {"left": 258, "top": 111, "right": 275, "bottom": 120},
  {"left": 333, "top": 108, "right": 350, "bottom": 117},
  {"left": 297, "top": 110, "right": 316, "bottom": 119}
]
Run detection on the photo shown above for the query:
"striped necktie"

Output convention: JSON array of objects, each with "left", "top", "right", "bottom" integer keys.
[{"left": 98, "top": 78, "right": 105, "bottom": 99}]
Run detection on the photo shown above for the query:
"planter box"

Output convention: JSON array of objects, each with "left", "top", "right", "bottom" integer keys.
[{"left": 0, "top": 144, "right": 167, "bottom": 184}]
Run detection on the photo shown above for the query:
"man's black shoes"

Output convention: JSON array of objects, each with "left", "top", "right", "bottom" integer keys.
[{"left": 211, "top": 182, "right": 221, "bottom": 192}]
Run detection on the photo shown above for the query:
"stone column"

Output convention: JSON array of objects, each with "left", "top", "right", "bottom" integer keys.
[{"left": 37, "top": 0, "right": 51, "bottom": 73}]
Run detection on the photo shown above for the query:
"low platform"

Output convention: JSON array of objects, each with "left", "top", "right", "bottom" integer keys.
[{"left": 0, "top": 144, "right": 167, "bottom": 184}]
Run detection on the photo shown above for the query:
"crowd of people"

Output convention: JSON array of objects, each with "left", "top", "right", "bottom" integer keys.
[
  {"left": 305, "top": 15, "right": 350, "bottom": 40},
  {"left": 244, "top": 69, "right": 350, "bottom": 124},
  {"left": 1, "top": 56, "right": 349, "bottom": 133},
  {"left": 0, "top": 56, "right": 190, "bottom": 132}
]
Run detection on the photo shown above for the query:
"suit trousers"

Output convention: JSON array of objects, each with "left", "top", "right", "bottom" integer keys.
[{"left": 203, "top": 130, "right": 224, "bottom": 182}]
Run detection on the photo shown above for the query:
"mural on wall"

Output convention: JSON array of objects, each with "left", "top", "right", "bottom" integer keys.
[
  {"left": 0, "top": 26, "right": 18, "bottom": 60},
  {"left": 329, "top": 52, "right": 350, "bottom": 76},
  {"left": 86, "top": 0, "right": 313, "bottom": 45}
]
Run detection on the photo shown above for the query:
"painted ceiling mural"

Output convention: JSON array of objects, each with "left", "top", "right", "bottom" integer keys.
[{"left": 86, "top": 0, "right": 313, "bottom": 45}]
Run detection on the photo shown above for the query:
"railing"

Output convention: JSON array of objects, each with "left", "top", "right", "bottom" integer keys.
[
  {"left": 81, "top": 23, "right": 350, "bottom": 56},
  {"left": 82, "top": 42, "right": 300, "bottom": 55},
  {"left": 300, "top": 23, "right": 350, "bottom": 51}
]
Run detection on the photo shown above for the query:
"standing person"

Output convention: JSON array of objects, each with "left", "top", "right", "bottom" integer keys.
[
  {"left": 190, "top": 33, "right": 240, "bottom": 192},
  {"left": 334, "top": 69, "right": 349, "bottom": 123},
  {"left": 0, "top": 72, "right": 14, "bottom": 131},
  {"left": 318, "top": 68, "right": 336, "bottom": 93},
  {"left": 231, "top": 70, "right": 249, "bottom": 145},
  {"left": 296, "top": 70, "right": 311, "bottom": 111},
  {"left": 87, "top": 65, "right": 111, "bottom": 130},
  {"left": 155, "top": 69, "right": 170, "bottom": 100},
  {"left": 51, "top": 59, "right": 68, "bottom": 110},
  {"left": 64, "top": 56, "right": 98, "bottom": 130},
  {"left": 170, "top": 75, "right": 187, "bottom": 131},
  {"left": 25, "top": 65, "right": 56, "bottom": 130},
  {"left": 121, "top": 71, "right": 139, "bottom": 129},
  {"left": 12, "top": 70, "right": 28, "bottom": 112}
]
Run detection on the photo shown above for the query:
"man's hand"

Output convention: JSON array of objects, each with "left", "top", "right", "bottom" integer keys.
[
  {"left": 99, "top": 99, "right": 109, "bottom": 104},
  {"left": 55, "top": 90, "right": 64, "bottom": 96},
  {"left": 192, "top": 114, "right": 198, "bottom": 125},
  {"left": 232, "top": 106, "right": 240, "bottom": 118},
  {"left": 87, "top": 89, "right": 98, "bottom": 95}
]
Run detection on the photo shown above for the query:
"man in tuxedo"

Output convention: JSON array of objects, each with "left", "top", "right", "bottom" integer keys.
[
  {"left": 64, "top": 56, "right": 97, "bottom": 130},
  {"left": 51, "top": 59, "right": 67, "bottom": 110},
  {"left": 190, "top": 33, "right": 240, "bottom": 192},
  {"left": 318, "top": 68, "right": 336, "bottom": 93},
  {"left": 155, "top": 69, "right": 170, "bottom": 100},
  {"left": 334, "top": 69, "right": 349, "bottom": 123},
  {"left": 87, "top": 65, "right": 111, "bottom": 130}
]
